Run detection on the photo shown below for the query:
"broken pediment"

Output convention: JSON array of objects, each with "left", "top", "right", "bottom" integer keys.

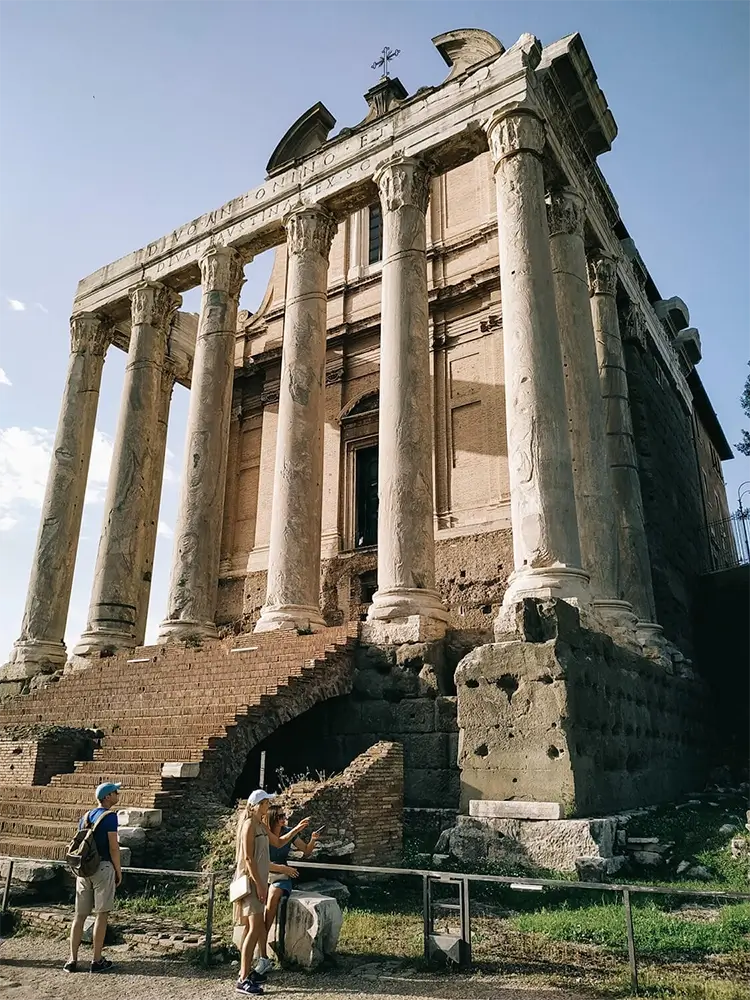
[
  {"left": 432, "top": 28, "right": 505, "bottom": 81},
  {"left": 266, "top": 101, "right": 336, "bottom": 177}
]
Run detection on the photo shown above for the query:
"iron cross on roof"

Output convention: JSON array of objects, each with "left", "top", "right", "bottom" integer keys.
[{"left": 372, "top": 45, "right": 400, "bottom": 79}]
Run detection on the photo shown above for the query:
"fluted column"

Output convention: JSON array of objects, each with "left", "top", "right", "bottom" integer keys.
[
  {"left": 255, "top": 206, "right": 336, "bottom": 633},
  {"left": 1, "top": 313, "right": 111, "bottom": 680},
  {"left": 159, "top": 247, "right": 245, "bottom": 642},
  {"left": 547, "top": 188, "right": 631, "bottom": 623},
  {"left": 588, "top": 251, "right": 660, "bottom": 635},
  {"left": 73, "top": 282, "right": 181, "bottom": 658},
  {"left": 486, "top": 105, "right": 589, "bottom": 614},
  {"left": 366, "top": 156, "right": 448, "bottom": 626},
  {"left": 134, "top": 359, "right": 178, "bottom": 647}
]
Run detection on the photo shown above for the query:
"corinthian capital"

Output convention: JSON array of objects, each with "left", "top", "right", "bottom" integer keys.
[
  {"left": 69, "top": 312, "right": 112, "bottom": 356},
  {"left": 130, "top": 280, "right": 182, "bottom": 331},
  {"left": 546, "top": 187, "right": 585, "bottom": 238},
  {"left": 374, "top": 156, "right": 431, "bottom": 214},
  {"left": 199, "top": 245, "right": 245, "bottom": 298},
  {"left": 621, "top": 301, "right": 648, "bottom": 350},
  {"left": 486, "top": 105, "right": 545, "bottom": 165},
  {"left": 284, "top": 206, "right": 338, "bottom": 259},
  {"left": 587, "top": 250, "right": 618, "bottom": 297}
]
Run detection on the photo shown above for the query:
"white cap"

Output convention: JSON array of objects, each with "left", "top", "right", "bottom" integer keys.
[{"left": 248, "top": 789, "right": 276, "bottom": 806}]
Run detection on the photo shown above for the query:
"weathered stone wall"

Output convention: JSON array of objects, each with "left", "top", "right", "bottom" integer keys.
[
  {"left": 623, "top": 342, "right": 707, "bottom": 655},
  {"left": 456, "top": 600, "right": 708, "bottom": 816},
  {"left": 0, "top": 726, "right": 95, "bottom": 788},
  {"left": 275, "top": 742, "right": 404, "bottom": 866},
  {"left": 244, "top": 638, "right": 466, "bottom": 811}
]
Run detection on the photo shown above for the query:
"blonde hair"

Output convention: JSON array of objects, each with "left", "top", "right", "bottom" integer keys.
[{"left": 234, "top": 800, "right": 263, "bottom": 865}]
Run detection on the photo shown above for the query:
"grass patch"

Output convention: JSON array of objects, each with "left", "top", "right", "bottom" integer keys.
[
  {"left": 338, "top": 909, "right": 423, "bottom": 960},
  {"left": 510, "top": 900, "right": 750, "bottom": 959}
]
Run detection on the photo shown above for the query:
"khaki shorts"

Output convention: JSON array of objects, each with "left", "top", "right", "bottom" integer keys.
[{"left": 75, "top": 861, "right": 116, "bottom": 916}]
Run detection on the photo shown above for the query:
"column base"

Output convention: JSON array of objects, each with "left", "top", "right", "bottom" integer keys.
[
  {"left": 71, "top": 628, "right": 136, "bottom": 660},
  {"left": 157, "top": 619, "right": 218, "bottom": 644},
  {"left": 501, "top": 565, "right": 591, "bottom": 606},
  {"left": 636, "top": 620, "right": 665, "bottom": 647},
  {"left": 366, "top": 587, "right": 449, "bottom": 625},
  {"left": 0, "top": 639, "right": 67, "bottom": 681},
  {"left": 360, "top": 615, "right": 447, "bottom": 645},
  {"left": 253, "top": 604, "right": 326, "bottom": 634}
]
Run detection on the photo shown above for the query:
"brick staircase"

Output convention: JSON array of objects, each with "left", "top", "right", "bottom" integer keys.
[{"left": 0, "top": 625, "right": 358, "bottom": 862}]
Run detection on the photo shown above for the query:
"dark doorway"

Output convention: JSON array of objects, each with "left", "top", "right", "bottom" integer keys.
[{"left": 355, "top": 444, "right": 378, "bottom": 548}]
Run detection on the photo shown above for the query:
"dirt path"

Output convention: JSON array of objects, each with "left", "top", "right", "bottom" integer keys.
[{"left": 0, "top": 936, "right": 600, "bottom": 1000}]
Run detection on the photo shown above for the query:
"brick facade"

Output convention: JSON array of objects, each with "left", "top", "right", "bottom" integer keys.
[{"left": 0, "top": 726, "right": 95, "bottom": 788}]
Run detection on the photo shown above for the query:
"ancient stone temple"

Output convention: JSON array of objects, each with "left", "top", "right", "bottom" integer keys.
[{"left": 0, "top": 29, "right": 735, "bottom": 863}]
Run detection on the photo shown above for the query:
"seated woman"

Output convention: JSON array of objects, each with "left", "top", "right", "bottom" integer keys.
[{"left": 260, "top": 804, "right": 321, "bottom": 966}]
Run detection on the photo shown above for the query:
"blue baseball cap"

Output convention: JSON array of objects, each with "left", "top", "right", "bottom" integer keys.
[{"left": 95, "top": 781, "right": 122, "bottom": 801}]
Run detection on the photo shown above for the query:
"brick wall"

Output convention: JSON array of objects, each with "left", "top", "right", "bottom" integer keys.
[
  {"left": 0, "top": 726, "right": 95, "bottom": 787},
  {"left": 276, "top": 741, "right": 403, "bottom": 866}
]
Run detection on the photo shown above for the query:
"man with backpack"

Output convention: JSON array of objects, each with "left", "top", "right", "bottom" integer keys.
[{"left": 64, "top": 781, "right": 122, "bottom": 973}]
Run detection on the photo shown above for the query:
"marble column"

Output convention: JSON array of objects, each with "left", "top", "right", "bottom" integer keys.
[
  {"left": 588, "top": 250, "right": 660, "bottom": 635},
  {"left": 486, "top": 105, "right": 589, "bottom": 610},
  {"left": 134, "top": 359, "right": 178, "bottom": 647},
  {"left": 1, "top": 313, "right": 111, "bottom": 680},
  {"left": 366, "top": 156, "right": 448, "bottom": 626},
  {"left": 255, "top": 206, "right": 337, "bottom": 633},
  {"left": 73, "top": 282, "right": 181, "bottom": 658},
  {"left": 159, "top": 246, "right": 245, "bottom": 642},
  {"left": 547, "top": 188, "right": 631, "bottom": 623}
]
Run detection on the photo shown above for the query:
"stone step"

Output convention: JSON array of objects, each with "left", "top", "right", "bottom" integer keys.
[
  {"left": 0, "top": 816, "right": 78, "bottom": 840},
  {"left": 91, "top": 748, "right": 205, "bottom": 763},
  {"left": 0, "top": 785, "right": 162, "bottom": 807},
  {"left": 51, "top": 772, "right": 165, "bottom": 789},
  {"left": 0, "top": 835, "right": 68, "bottom": 860}
]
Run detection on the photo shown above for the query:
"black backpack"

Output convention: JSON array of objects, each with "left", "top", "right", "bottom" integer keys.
[{"left": 65, "top": 809, "right": 112, "bottom": 877}]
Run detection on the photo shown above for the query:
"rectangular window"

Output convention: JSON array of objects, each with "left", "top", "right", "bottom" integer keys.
[
  {"left": 355, "top": 444, "right": 379, "bottom": 548},
  {"left": 368, "top": 204, "right": 382, "bottom": 264}
]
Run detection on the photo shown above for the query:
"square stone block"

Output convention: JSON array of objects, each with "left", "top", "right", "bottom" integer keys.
[
  {"left": 161, "top": 761, "right": 200, "bottom": 778},
  {"left": 469, "top": 800, "right": 564, "bottom": 820},
  {"left": 360, "top": 616, "right": 447, "bottom": 646}
]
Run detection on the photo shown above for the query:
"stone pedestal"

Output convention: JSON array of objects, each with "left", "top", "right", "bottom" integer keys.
[
  {"left": 366, "top": 157, "right": 448, "bottom": 627},
  {"left": 587, "top": 251, "right": 659, "bottom": 632},
  {"left": 1, "top": 314, "right": 111, "bottom": 684},
  {"left": 486, "top": 106, "right": 589, "bottom": 617},
  {"left": 255, "top": 207, "right": 337, "bottom": 633},
  {"left": 159, "top": 247, "right": 244, "bottom": 643},
  {"left": 73, "top": 282, "right": 180, "bottom": 659},
  {"left": 548, "top": 189, "right": 631, "bottom": 626}
]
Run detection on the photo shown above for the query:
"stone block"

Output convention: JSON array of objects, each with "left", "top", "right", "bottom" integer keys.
[
  {"left": 358, "top": 701, "right": 395, "bottom": 733},
  {"left": 120, "top": 847, "right": 132, "bottom": 868},
  {"left": 161, "top": 761, "right": 200, "bottom": 778},
  {"left": 434, "top": 696, "right": 458, "bottom": 733},
  {"left": 575, "top": 856, "right": 608, "bottom": 882},
  {"left": 402, "top": 733, "right": 450, "bottom": 770},
  {"left": 405, "top": 768, "right": 459, "bottom": 808},
  {"left": 469, "top": 800, "right": 564, "bottom": 821},
  {"left": 296, "top": 879, "right": 350, "bottom": 907},
  {"left": 393, "top": 699, "right": 434, "bottom": 734},
  {"left": 632, "top": 851, "right": 661, "bottom": 866},
  {"left": 360, "top": 617, "right": 447, "bottom": 646},
  {"left": 0, "top": 860, "right": 59, "bottom": 886},
  {"left": 116, "top": 808, "right": 162, "bottom": 829},
  {"left": 268, "top": 890, "right": 343, "bottom": 969},
  {"left": 118, "top": 826, "right": 147, "bottom": 849}
]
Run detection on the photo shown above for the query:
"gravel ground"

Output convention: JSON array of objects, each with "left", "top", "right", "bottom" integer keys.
[{"left": 0, "top": 937, "right": 598, "bottom": 1000}]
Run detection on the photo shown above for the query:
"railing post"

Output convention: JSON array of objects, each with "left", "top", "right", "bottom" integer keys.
[
  {"left": 422, "top": 874, "right": 430, "bottom": 964},
  {"left": 204, "top": 872, "right": 216, "bottom": 967},
  {"left": 460, "top": 875, "right": 472, "bottom": 969},
  {"left": 623, "top": 888, "right": 639, "bottom": 995},
  {"left": 2, "top": 859, "right": 13, "bottom": 912}
]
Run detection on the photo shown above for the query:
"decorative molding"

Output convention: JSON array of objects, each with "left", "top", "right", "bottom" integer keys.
[
  {"left": 620, "top": 301, "right": 648, "bottom": 352},
  {"left": 160, "top": 357, "right": 179, "bottom": 394},
  {"left": 285, "top": 207, "right": 337, "bottom": 259},
  {"left": 130, "top": 280, "right": 182, "bottom": 332},
  {"left": 199, "top": 246, "right": 245, "bottom": 298},
  {"left": 486, "top": 106, "right": 545, "bottom": 165},
  {"left": 69, "top": 312, "right": 112, "bottom": 356},
  {"left": 375, "top": 156, "right": 431, "bottom": 214},
  {"left": 587, "top": 250, "right": 618, "bottom": 297},
  {"left": 546, "top": 187, "right": 585, "bottom": 237},
  {"left": 325, "top": 365, "right": 345, "bottom": 386}
]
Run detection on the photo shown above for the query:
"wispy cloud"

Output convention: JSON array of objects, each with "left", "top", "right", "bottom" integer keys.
[
  {"left": 35, "top": 303, "right": 49, "bottom": 314},
  {"left": 0, "top": 368, "right": 11, "bottom": 387},
  {"left": 7, "top": 298, "right": 25, "bottom": 312},
  {"left": 0, "top": 426, "right": 114, "bottom": 529}
]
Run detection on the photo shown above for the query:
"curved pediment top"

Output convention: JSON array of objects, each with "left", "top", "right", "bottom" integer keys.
[
  {"left": 266, "top": 101, "right": 337, "bottom": 177},
  {"left": 432, "top": 28, "right": 505, "bottom": 80}
]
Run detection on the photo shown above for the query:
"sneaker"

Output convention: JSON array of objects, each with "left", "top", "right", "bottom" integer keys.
[
  {"left": 63, "top": 959, "right": 77, "bottom": 973},
  {"left": 255, "top": 956, "right": 274, "bottom": 976},
  {"left": 235, "top": 979, "right": 264, "bottom": 995},
  {"left": 90, "top": 958, "right": 114, "bottom": 973},
  {"left": 249, "top": 969, "right": 267, "bottom": 984}
]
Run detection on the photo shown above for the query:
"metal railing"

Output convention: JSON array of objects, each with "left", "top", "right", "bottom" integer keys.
[
  {"left": 3, "top": 854, "right": 749, "bottom": 995},
  {"left": 702, "top": 510, "right": 750, "bottom": 573}
]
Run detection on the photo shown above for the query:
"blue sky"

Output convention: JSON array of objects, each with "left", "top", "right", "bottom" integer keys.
[{"left": 0, "top": 1, "right": 748, "bottom": 658}]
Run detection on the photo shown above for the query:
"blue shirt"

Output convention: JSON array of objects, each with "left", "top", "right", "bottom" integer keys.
[
  {"left": 269, "top": 826, "right": 292, "bottom": 866},
  {"left": 78, "top": 807, "right": 118, "bottom": 864}
]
